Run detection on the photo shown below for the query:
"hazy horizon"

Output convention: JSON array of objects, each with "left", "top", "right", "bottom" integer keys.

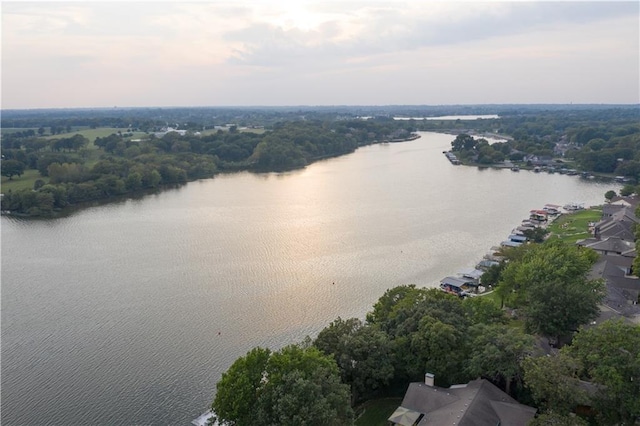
[{"left": 3, "top": 1, "right": 639, "bottom": 109}]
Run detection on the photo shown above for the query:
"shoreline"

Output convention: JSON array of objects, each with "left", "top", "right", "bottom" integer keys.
[{"left": 1, "top": 133, "right": 421, "bottom": 219}]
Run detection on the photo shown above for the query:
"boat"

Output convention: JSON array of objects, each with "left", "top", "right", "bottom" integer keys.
[
  {"left": 192, "top": 410, "right": 219, "bottom": 426},
  {"left": 511, "top": 166, "right": 520, "bottom": 172},
  {"left": 563, "top": 202, "right": 585, "bottom": 211}
]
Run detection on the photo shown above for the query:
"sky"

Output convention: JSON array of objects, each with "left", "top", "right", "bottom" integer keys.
[{"left": 2, "top": 1, "right": 639, "bottom": 109}]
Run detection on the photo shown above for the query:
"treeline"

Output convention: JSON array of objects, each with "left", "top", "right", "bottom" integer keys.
[
  {"left": 211, "top": 240, "right": 639, "bottom": 425},
  {"left": 1, "top": 119, "right": 415, "bottom": 216},
  {"left": 449, "top": 108, "right": 640, "bottom": 174}
]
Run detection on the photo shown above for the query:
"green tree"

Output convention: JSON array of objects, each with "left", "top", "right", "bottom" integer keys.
[
  {"left": 314, "top": 318, "right": 394, "bottom": 404},
  {"left": 497, "top": 241, "right": 603, "bottom": 342},
  {"left": 451, "top": 133, "right": 476, "bottom": 151},
  {"left": 411, "top": 315, "right": 469, "bottom": 386},
  {"left": 465, "top": 324, "right": 535, "bottom": 395},
  {"left": 212, "top": 345, "right": 352, "bottom": 426},
  {"left": 522, "top": 353, "right": 588, "bottom": 414},
  {"left": 522, "top": 227, "right": 549, "bottom": 243},
  {"left": 212, "top": 347, "right": 271, "bottom": 425},
  {"left": 619, "top": 184, "right": 635, "bottom": 196},
  {"left": 528, "top": 411, "right": 588, "bottom": 426},
  {"left": 567, "top": 320, "right": 640, "bottom": 425},
  {"left": 605, "top": 190, "right": 617, "bottom": 201},
  {"left": 462, "top": 296, "right": 507, "bottom": 325},
  {"left": 1, "top": 159, "right": 26, "bottom": 180}
]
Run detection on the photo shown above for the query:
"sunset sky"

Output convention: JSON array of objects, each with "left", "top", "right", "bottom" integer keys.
[{"left": 2, "top": 1, "right": 639, "bottom": 109}]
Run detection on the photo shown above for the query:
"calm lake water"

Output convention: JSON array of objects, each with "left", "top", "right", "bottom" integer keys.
[
  {"left": 1, "top": 132, "right": 619, "bottom": 425},
  {"left": 394, "top": 114, "right": 500, "bottom": 120}
]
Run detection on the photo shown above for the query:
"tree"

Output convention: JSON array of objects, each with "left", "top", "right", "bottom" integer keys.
[
  {"left": 451, "top": 133, "right": 476, "bottom": 151},
  {"left": 522, "top": 227, "right": 549, "bottom": 243},
  {"left": 605, "top": 190, "right": 617, "bottom": 201},
  {"left": 410, "top": 315, "right": 469, "bottom": 386},
  {"left": 1, "top": 159, "right": 26, "bottom": 180},
  {"left": 212, "top": 345, "right": 352, "bottom": 426},
  {"left": 212, "top": 347, "right": 271, "bottom": 425},
  {"left": 528, "top": 411, "right": 588, "bottom": 426},
  {"left": 522, "top": 353, "right": 589, "bottom": 414},
  {"left": 462, "top": 296, "right": 507, "bottom": 325},
  {"left": 497, "top": 241, "right": 604, "bottom": 343},
  {"left": 619, "top": 184, "right": 635, "bottom": 196},
  {"left": 314, "top": 318, "right": 394, "bottom": 404},
  {"left": 567, "top": 320, "right": 640, "bottom": 425},
  {"left": 465, "top": 324, "right": 535, "bottom": 395}
]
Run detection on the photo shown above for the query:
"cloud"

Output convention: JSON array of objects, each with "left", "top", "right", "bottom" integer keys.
[
  {"left": 223, "top": 2, "right": 639, "bottom": 68},
  {"left": 1, "top": 1, "right": 638, "bottom": 108}
]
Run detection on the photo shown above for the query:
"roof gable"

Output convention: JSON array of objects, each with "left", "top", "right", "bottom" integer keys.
[{"left": 393, "top": 380, "right": 536, "bottom": 426}]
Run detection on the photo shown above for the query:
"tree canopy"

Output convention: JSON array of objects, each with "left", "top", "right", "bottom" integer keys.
[
  {"left": 497, "top": 240, "right": 604, "bottom": 342},
  {"left": 212, "top": 344, "right": 353, "bottom": 426}
]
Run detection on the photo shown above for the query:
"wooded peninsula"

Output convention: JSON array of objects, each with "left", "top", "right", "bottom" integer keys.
[{"left": 1, "top": 104, "right": 638, "bottom": 217}]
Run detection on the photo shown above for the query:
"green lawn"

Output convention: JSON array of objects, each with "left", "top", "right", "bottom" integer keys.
[
  {"left": 44, "top": 128, "right": 146, "bottom": 143},
  {"left": 1, "top": 169, "right": 45, "bottom": 192},
  {"left": 355, "top": 397, "right": 402, "bottom": 426},
  {"left": 546, "top": 208, "right": 603, "bottom": 244}
]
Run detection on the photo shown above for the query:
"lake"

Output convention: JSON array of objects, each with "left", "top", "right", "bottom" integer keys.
[
  {"left": 0, "top": 132, "right": 618, "bottom": 425},
  {"left": 394, "top": 115, "right": 500, "bottom": 120}
]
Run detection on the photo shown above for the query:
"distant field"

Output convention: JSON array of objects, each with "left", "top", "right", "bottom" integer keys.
[
  {"left": 1, "top": 169, "right": 45, "bottom": 192},
  {"left": 44, "top": 128, "right": 147, "bottom": 143},
  {"left": 546, "top": 208, "right": 603, "bottom": 243},
  {"left": 198, "top": 127, "right": 266, "bottom": 136}
]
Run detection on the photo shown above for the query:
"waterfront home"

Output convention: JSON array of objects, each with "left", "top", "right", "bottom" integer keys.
[
  {"left": 577, "top": 236, "right": 635, "bottom": 257},
  {"left": 543, "top": 204, "right": 562, "bottom": 215},
  {"left": 388, "top": 375, "right": 536, "bottom": 426},
  {"left": 477, "top": 259, "right": 500, "bottom": 270},
  {"left": 529, "top": 210, "right": 548, "bottom": 222},
  {"left": 439, "top": 276, "right": 474, "bottom": 296},
  {"left": 500, "top": 240, "right": 522, "bottom": 248},
  {"left": 508, "top": 234, "right": 527, "bottom": 243}
]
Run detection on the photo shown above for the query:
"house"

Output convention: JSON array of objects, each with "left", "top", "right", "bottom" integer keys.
[
  {"left": 608, "top": 195, "right": 640, "bottom": 209},
  {"left": 476, "top": 259, "right": 500, "bottom": 270},
  {"left": 508, "top": 234, "right": 527, "bottom": 244},
  {"left": 588, "top": 254, "right": 640, "bottom": 315},
  {"left": 388, "top": 375, "right": 536, "bottom": 426},
  {"left": 500, "top": 240, "right": 522, "bottom": 248},
  {"left": 577, "top": 236, "right": 635, "bottom": 257},
  {"left": 543, "top": 204, "right": 562, "bottom": 215},
  {"left": 529, "top": 210, "right": 548, "bottom": 222},
  {"left": 439, "top": 276, "right": 474, "bottom": 296}
]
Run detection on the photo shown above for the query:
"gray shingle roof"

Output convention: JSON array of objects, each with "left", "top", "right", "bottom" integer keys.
[{"left": 393, "top": 380, "right": 536, "bottom": 426}]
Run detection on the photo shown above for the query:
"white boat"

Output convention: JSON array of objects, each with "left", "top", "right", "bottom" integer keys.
[{"left": 192, "top": 410, "right": 218, "bottom": 426}]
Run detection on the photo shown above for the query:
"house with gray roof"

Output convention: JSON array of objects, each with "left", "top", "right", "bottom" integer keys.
[
  {"left": 389, "top": 376, "right": 536, "bottom": 426},
  {"left": 577, "top": 236, "right": 636, "bottom": 257}
]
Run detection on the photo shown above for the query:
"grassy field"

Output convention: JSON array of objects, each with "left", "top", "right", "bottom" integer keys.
[
  {"left": 354, "top": 397, "right": 402, "bottom": 426},
  {"left": 546, "top": 208, "right": 603, "bottom": 244},
  {"left": 1, "top": 169, "right": 45, "bottom": 192},
  {"left": 43, "top": 128, "right": 147, "bottom": 142}
]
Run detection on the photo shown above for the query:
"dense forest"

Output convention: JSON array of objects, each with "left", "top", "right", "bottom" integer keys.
[{"left": 1, "top": 104, "right": 638, "bottom": 217}]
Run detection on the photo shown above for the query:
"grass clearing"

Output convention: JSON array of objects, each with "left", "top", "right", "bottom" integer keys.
[
  {"left": 355, "top": 397, "right": 402, "bottom": 426},
  {"left": 1, "top": 169, "right": 45, "bottom": 192},
  {"left": 546, "top": 208, "right": 603, "bottom": 244},
  {"left": 44, "top": 128, "right": 147, "bottom": 143}
]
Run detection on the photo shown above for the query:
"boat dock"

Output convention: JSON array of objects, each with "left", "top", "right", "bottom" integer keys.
[{"left": 438, "top": 202, "right": 569, "bottom": 297}]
